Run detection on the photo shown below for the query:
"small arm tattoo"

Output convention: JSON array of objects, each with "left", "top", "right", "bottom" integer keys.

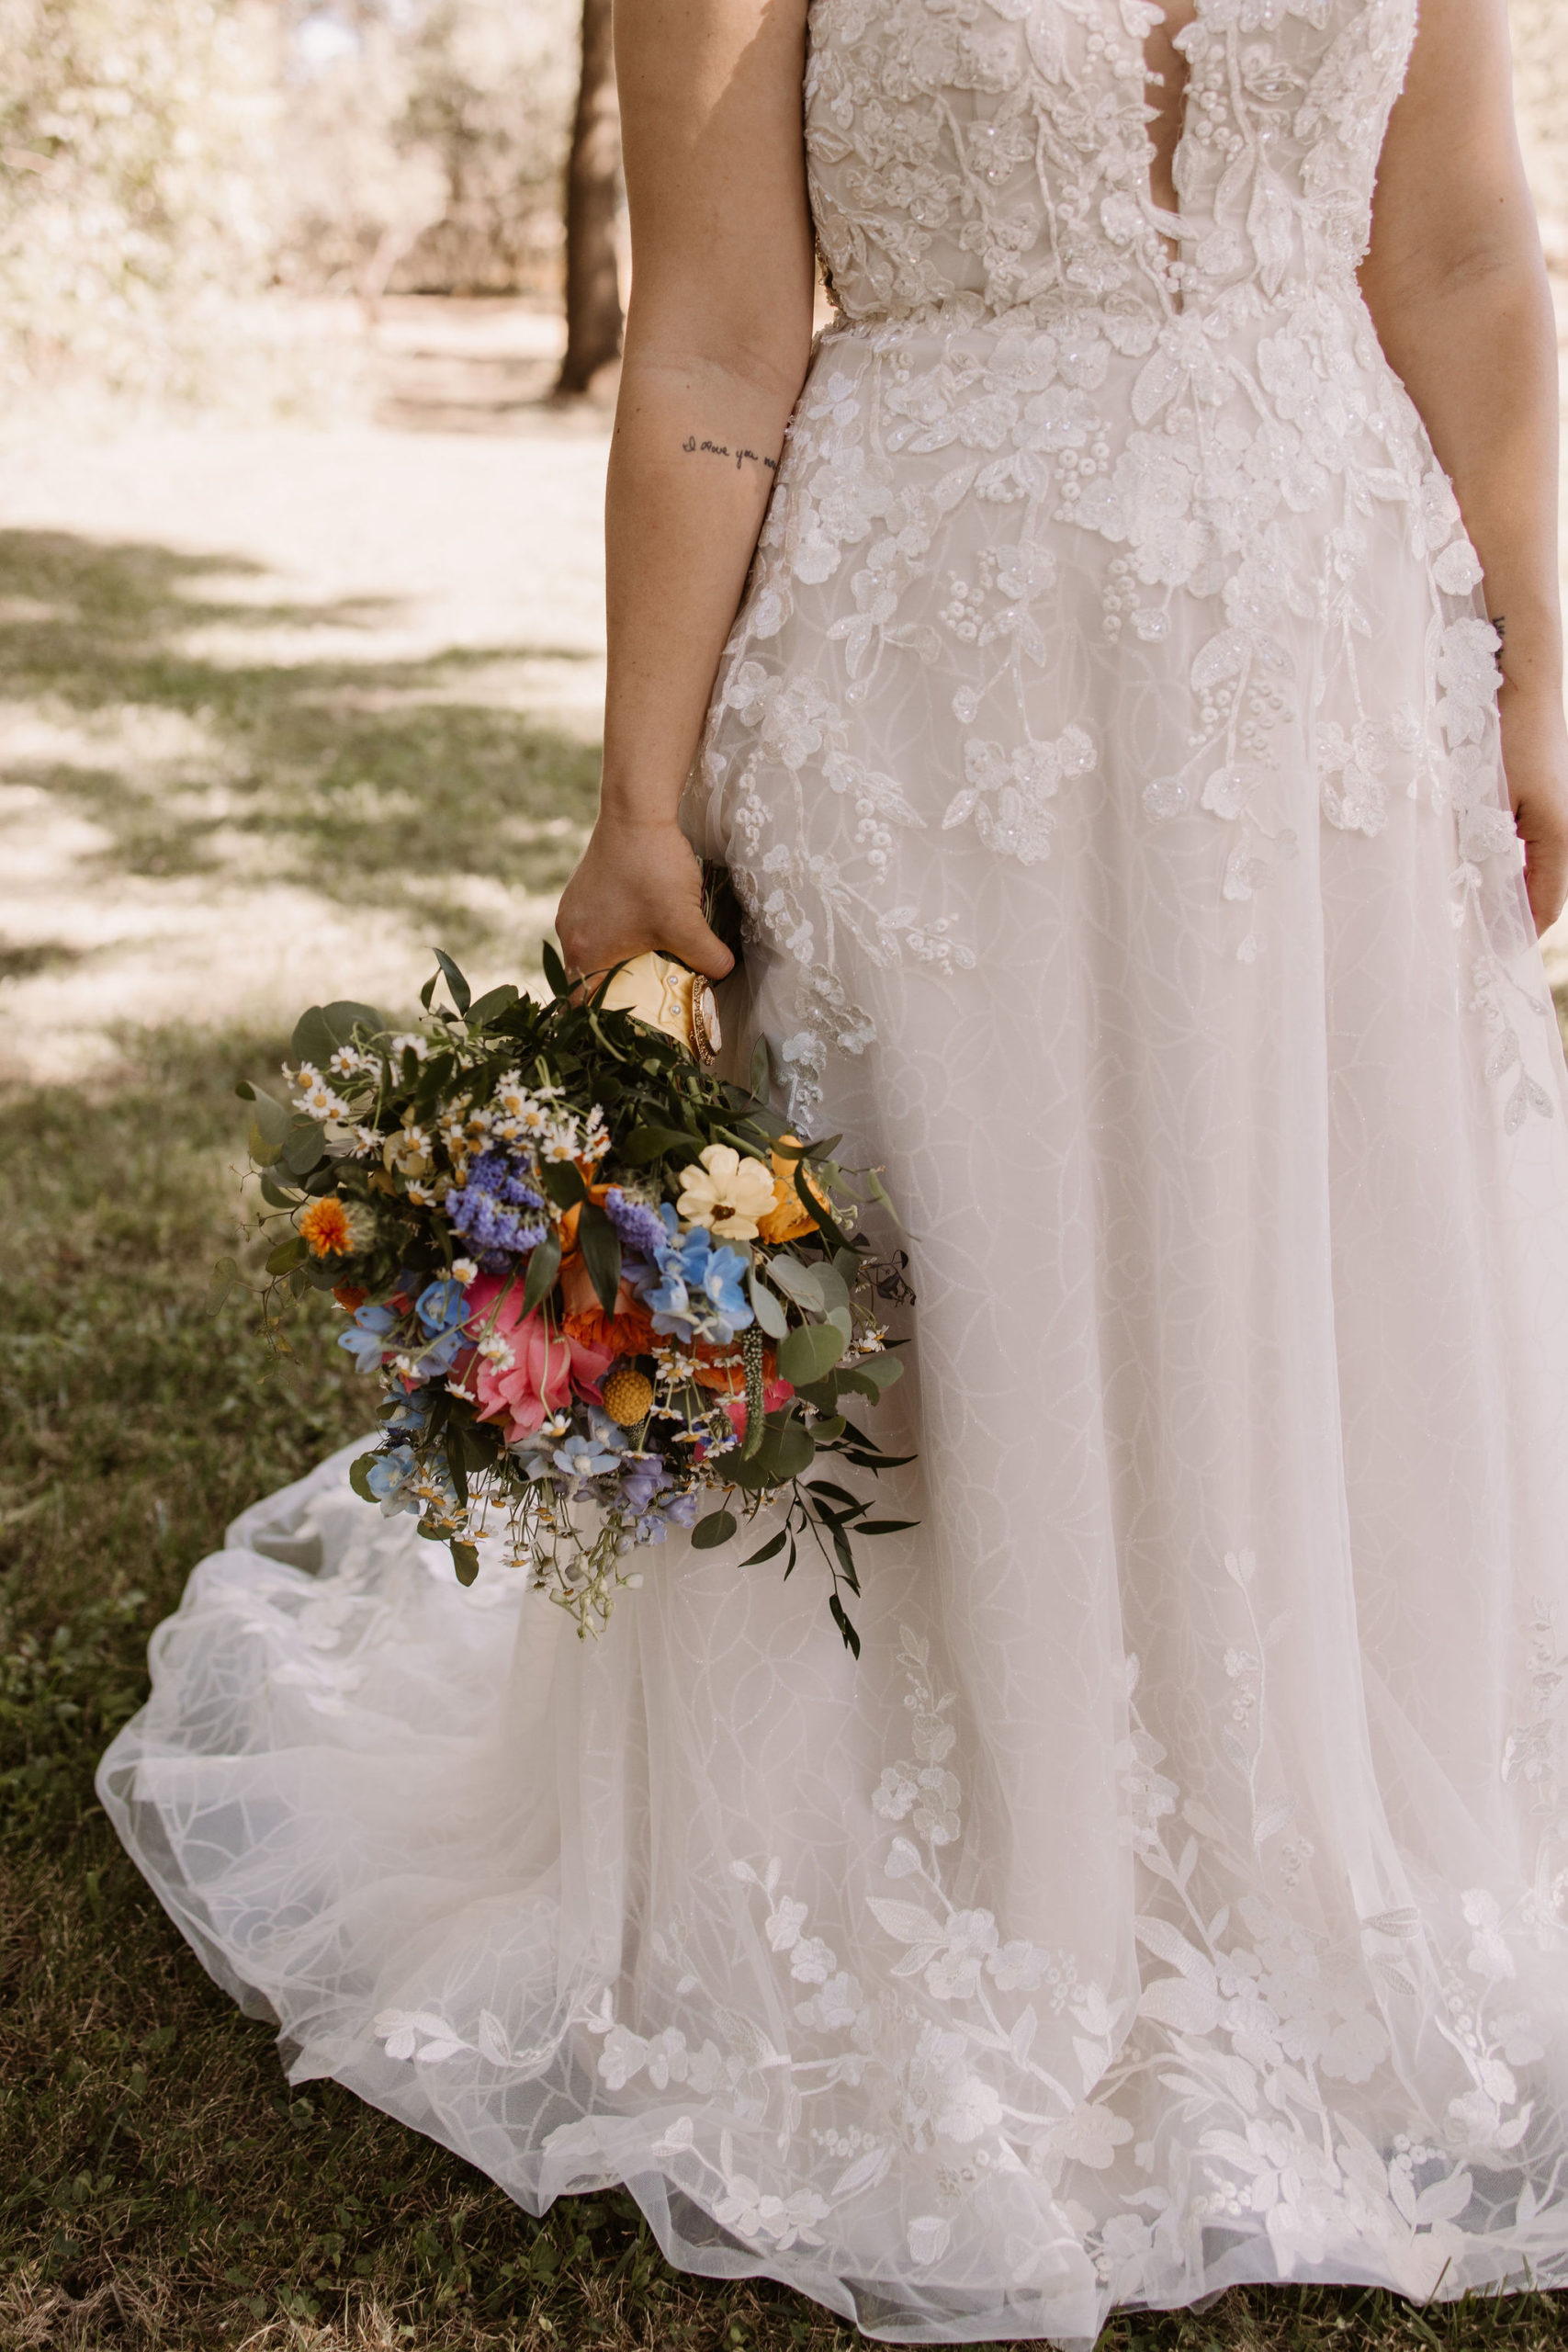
[
  {"left": 1491, "top": 614, "right": 1506, "bottom": 639},
  {"left": 682, "top": 435, "right": 778, "bottom": 476}
]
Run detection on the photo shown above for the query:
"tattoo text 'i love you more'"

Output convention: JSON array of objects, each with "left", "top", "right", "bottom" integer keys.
[{"left": 682, "top": 435, "right": 778, "bottom": 476}]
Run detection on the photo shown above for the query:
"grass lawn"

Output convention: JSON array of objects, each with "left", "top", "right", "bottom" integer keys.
[{"left": 7, "top": 1046, "right": 1568, "bottom": 2352}]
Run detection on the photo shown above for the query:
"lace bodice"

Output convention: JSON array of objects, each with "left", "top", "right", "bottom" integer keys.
[
  {"left": 690, "top": 0, "right": 1552, "bottom": 1134},
  {"left": 806, "top": 0, "right": 1416, "bottom": 326}
]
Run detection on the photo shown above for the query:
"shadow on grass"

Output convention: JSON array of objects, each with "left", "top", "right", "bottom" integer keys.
[{"left": 0, "top": 529, "right": 602, "bottom": 955}]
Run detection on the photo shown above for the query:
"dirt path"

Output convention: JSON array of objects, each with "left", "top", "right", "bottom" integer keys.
[{"left": 0, "top": 300, "right": 611, "bottom": 1083}]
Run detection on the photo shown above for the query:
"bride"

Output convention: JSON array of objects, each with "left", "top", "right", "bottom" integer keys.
[{"left": 100, "top": 0, "right": 1568, "bottom": 2339}]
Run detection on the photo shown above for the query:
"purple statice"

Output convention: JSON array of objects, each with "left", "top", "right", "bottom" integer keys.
[
  {"left": 604, "top": 1187, "right": 672, "bottom": 1261},
  {"left": 446, "top": 1150, "right": 547, "bottom": 1268}
]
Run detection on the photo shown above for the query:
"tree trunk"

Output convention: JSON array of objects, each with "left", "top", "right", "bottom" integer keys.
[{"left": 555, "top": 0, "right": 623, "bottom": 395}]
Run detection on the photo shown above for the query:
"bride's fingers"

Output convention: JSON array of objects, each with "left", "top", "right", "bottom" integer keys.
[{"left": 660, "top": 905, "right": 736, "bottom": 982}]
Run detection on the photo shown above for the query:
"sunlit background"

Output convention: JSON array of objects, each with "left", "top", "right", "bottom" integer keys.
[{"left": 1, "top": 0, "right": 1564, "bottom": 1084}]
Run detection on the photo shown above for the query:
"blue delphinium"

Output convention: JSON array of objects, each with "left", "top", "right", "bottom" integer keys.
[
  {"left": 367, "top": 1443, "right": 420, "bottom": 1513},
  {"left": 446, "top": 1151, "right": 547, "bottom": 1267},
  {"left": 636, "top": 1487, "right": 703, "bottom": 1544},
  {"left": 382, "top": 1391, "right": 432, "bottom": 1439},
  {"left": 552, "top": 1430, "right": 623, "bottom": 1487},
  {"left": 416, "top": 1277, "right": 468, "bottom": 1332},
  {"left": 339, "top": 1303, "right": 397, "bottom": 1372},
  {"left": 404, "top": 1277, "right": 470, "bottom": 1379},
  {"left": 634, "top": 1208, "right": 754, "bottom": 1343}
]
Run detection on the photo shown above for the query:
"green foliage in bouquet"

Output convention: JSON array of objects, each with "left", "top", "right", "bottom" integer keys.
[{"left": 221, "top": 944, "right": 916, "bottom": 1652}]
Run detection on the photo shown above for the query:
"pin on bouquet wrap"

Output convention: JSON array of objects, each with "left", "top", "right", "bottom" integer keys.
[{"left": 220, "top": 910, "right": 916, "bottom": 1650}]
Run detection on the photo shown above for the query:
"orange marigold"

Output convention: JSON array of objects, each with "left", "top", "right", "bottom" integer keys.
[{"left": 299, "top": 1195, "right": 354, "bottom": 1258}]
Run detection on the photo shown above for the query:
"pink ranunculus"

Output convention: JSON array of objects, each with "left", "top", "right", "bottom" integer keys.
[
  {"left": 723, "top": 1378, "right": 795, "bottom": 1443},
  {"left": 464, "top": 1272, "right": 614, "bottom": 1441}
]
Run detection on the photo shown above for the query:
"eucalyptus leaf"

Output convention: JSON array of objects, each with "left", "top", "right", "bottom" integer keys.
[
  {"left": 243, "top": 1086, "right": 292, "bottom": 1148},
  {"left": 289, "top": 1001, "right": 378, "bottom": 1068},
  {"left": 740, "top": 1528, "right": 788, "bottom": 1566},
  {"left": 467, "top": 984, "right": 520, "bottom": 1027},
  {"left": 257, "top": 1171, "right": 295, "bottom": 1210},
  {"left": 248, "top": 1118, "right": 283, "bottom": 1170},
  {"left": 282, "top": 1124, "right": 327, "bottom": 1176},
  {"left": 450, "top": 1540, "right": 480, "bottom": 1588},
  {"left": 691, "top": 1510, "right": 739, "bottom": 1550},
  {"left": 852, "top": 1351, "right": 904, "bottom": 1390},
  {"left": 766, "top": 1257, "right": 827, "bottom": 1312},
  {"left": 265, "top": 1236, "right": 309, "bottom": 1276},
  {"left": 748, "top": 1268, "right": 790, "bottom": 1339},
  {"left": 349, "top": 1452, "right": 379, "bottom": 1505},
  {"left": 749, "top": 1037, "right": 771, "bottom": 1102},
  {"left": 205, "top": 1257, "right": 238, "bottom": 1317},
  {"left": 778, "top": 1321, "right": 846, "bottom": 1386}
]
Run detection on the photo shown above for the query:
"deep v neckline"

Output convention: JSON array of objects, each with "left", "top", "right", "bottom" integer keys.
[{"left": 1142, "top": 0, "right": 1201, "bottom": 224}]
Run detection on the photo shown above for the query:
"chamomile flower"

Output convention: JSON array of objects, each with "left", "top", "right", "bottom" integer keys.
[
  {"left": 292, "top": 1064, "right": 351, "bottom": 1121},
  {"left": 450, "top": 1257, "right": 479, "bottom": 1285}
]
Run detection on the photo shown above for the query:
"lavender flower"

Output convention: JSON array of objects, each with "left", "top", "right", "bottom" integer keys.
[
  {"left": 446, "top": 1150, "right": 547, "bottom": 1266},
  {"left": 604, "top": 1186, "right": 672, "bottom": 1261}
]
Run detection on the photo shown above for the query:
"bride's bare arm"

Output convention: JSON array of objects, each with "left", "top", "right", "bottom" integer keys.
[
  {"left": 554, "top": 0, "right": 816, "bottom": 984},
  {"left": 1359, "top": 0, "right": 1568, "bottom": 933}
]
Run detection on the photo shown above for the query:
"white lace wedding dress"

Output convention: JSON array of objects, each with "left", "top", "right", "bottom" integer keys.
[{"left": 99, "top": 0, "right": 1568, "bottom": 2339}]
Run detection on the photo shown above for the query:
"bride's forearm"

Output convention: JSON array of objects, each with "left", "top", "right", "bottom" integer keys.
[{"left": 600, "top": 345, "right": 809, "bottom": 829}]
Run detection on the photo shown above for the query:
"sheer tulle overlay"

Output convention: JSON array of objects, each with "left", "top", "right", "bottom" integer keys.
[{"left": 100, "top": 0, "right": 1568, "bottom": 2338}]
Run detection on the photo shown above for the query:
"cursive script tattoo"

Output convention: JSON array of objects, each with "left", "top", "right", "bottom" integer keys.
[{"left": 682, "top": 435, "right": 778, "bottom": 476}]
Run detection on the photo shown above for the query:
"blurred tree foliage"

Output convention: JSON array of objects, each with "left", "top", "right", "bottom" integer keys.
[
  {"left": 271, "top": 0, "right": 580, "bottom": 303},
  {"left": 0, "top": 0, "right": 587, "bottom": 401},
  {"left": 0, "top": 0, "right": 275, "bottom": 397}
]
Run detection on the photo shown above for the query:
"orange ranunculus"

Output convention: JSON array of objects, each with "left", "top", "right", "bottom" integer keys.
[
  {"left": 690, "top": 1340, "right": 778, "bottom": 1395},
  {"left": 757, "top": 1141, "right": 825, "bottom": 1245},
  {"left": 559, "top": 1250, "right": 657, "bottom": 1358}
]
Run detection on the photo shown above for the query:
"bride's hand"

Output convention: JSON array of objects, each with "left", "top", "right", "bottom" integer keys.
[
  {"left": 555, "top": 817, "right": 736, "bottom": 984},
  {"left": 1501, "top": 685, "right": 1568, "bottom": 936}
]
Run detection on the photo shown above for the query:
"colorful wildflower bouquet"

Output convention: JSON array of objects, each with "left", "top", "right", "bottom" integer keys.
[{"left": 231, "top": 945, "right": 912, "bottom": 1649}]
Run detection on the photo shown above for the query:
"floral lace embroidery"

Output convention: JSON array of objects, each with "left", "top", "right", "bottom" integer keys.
[
  {"left": 687, "top": 0, "right": 1551, "bottom": 1131},
  {"left": 375, "top": 1589, "right": 1568, "bottom": 2301}
]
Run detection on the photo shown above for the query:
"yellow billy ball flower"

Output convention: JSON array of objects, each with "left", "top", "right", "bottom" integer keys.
[{"left": 601, "top": 1366, "right": 656, "bottom": 1427}]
